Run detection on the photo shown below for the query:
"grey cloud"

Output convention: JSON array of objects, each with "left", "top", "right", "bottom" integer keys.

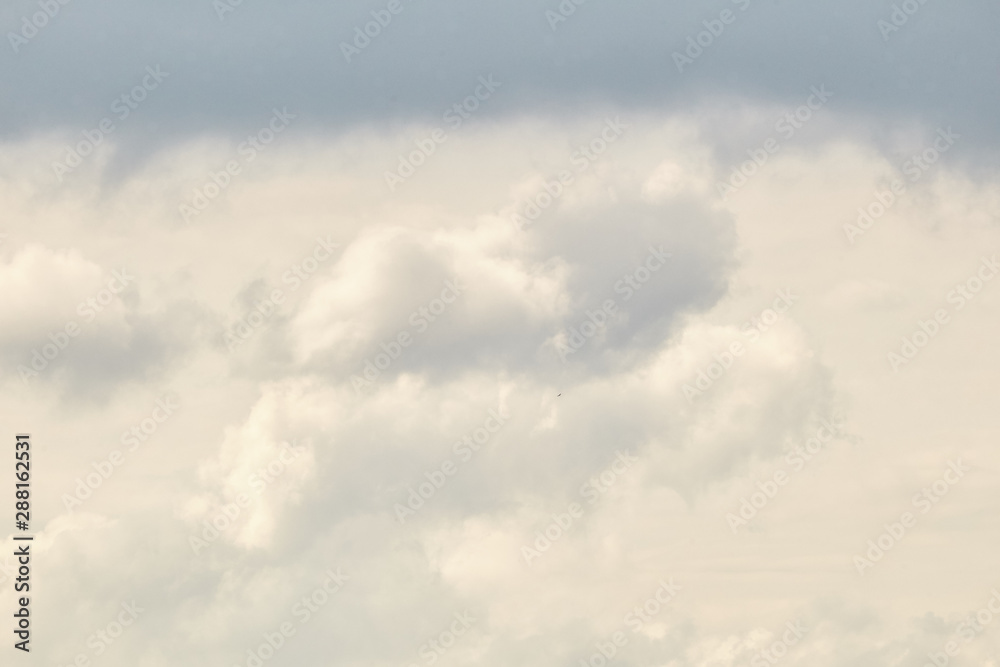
[{"left": 3, "top": 0, "right": 999, "bottom": 167}]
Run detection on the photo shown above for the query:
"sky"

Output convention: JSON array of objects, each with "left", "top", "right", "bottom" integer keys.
[{"left": 2, "top": 1, "right": 1000, "bottom": 666}]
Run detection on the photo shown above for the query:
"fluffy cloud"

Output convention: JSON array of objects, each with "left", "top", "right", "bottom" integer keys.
[{"left": 2, "top": 10, "right": 999, "bottom": 664}]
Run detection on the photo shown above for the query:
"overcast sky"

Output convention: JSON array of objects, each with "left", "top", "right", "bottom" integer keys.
[{"left": 2, "top": 2, "right": 1000, "bottom": 666}]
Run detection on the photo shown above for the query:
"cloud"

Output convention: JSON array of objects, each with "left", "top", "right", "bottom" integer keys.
[
  {"left": 3, "top": 17, "right": 1000, "bottom": 663},
  {"left": 3, "top": 0, "right": 999, "bottom": 168}
]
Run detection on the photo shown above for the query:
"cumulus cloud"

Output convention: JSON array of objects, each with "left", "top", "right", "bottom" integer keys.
[{"left": 2, "top": 5, "right": 999, "bottom": 667}]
